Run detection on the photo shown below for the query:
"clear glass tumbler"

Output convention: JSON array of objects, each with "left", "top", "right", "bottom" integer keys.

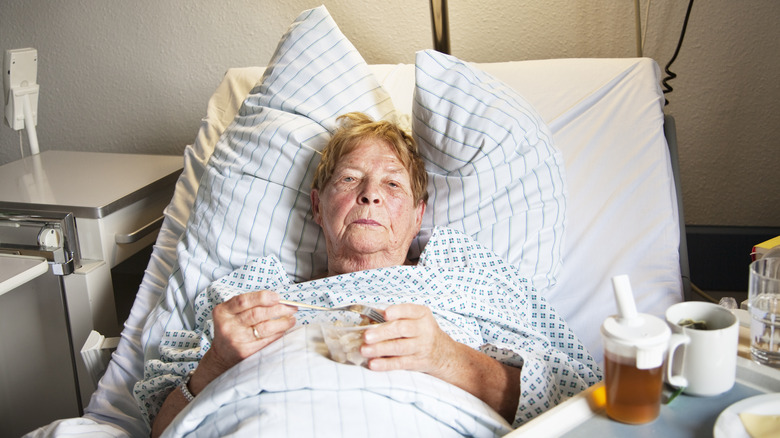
[{"left": 748, "top": 257, "right": 780, "bottom": 368}]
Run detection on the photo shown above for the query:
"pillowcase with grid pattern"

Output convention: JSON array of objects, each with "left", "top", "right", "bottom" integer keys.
[{"left": 410, "top": 50, "right": 567, "bottom": 292}]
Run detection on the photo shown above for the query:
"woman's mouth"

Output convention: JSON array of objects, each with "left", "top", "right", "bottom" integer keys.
[{"left": 352, "top": 218, "right": 381, "bottom": 226}]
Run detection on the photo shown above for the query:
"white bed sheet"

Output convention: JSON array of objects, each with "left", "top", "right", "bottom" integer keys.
[{"left": 26, "top": 57, "right": 682, "bottom": 437}]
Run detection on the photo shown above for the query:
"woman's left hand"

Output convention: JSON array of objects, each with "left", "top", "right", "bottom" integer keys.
[
  {"left": 359, "top": 303, "right": 521, "bottom": 422},
  {"left": 359, "top": 303, "right": 461, "bottom": 381}
]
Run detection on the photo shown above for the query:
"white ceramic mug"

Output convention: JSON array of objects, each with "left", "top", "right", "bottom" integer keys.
[{"left": 665, "top": 301, "right": 739, "bottom": 396}]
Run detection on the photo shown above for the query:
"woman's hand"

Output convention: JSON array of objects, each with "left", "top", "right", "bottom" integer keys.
[
  {"left": 152, "top": 290, "right": 296, "bottom": 437},
  {"left": 359, "top": 303, "right": 460, "bottom": 380},
  {"left": 205, "top": 290, "right": 298, "bottom": 375},
  {"left": 359, "top": 303, "right": 521, "bottom": 423}
]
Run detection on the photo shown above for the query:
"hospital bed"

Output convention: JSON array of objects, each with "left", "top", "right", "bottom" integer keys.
[{"left": 28, "top": 5, "right": 685, "bottom": 437}]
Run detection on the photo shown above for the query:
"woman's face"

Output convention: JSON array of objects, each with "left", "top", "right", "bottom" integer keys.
[{"left": 311, "top": 138, "right": 425, "bottom": 274}]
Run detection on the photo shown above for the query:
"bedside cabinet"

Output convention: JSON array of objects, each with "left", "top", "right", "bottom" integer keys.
[
  {"left": 0, "top": 254, "right": 79, "bottom": 436},
  {"left": 0, "top": 150, "right": 183, "bottom": 417}
]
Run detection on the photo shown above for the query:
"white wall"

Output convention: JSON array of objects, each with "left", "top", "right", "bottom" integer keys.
[{"left": 1, "top": 0, "right": 778, "bottom": 227}]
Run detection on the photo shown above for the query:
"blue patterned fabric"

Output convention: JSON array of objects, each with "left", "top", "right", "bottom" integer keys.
[{"left": 135, "top": 228, "right": 601, "bottom": 433}]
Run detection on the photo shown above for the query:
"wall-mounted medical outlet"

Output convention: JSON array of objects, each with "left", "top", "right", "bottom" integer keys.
[
  {"left": 4, "top": 48, "right": 37, "bottom": 103},
  {"left": 4, "top": 48, "right": 39, "bottom": 130},
  {"left": 4, "top": 48, "right": 40, "bottom": 154}
]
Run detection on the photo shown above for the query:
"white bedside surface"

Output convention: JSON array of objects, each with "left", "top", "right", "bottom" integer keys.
[
  {"left": 0, "top": 254, "right": 48, "bottom": 296},
  {"left": 0, "top": 150, "right": 182, "bottom": 218}
]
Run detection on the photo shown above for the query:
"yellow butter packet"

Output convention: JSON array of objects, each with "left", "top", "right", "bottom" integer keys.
[{"left": 739, "top": 412, "right": 780, "bottom": 438}]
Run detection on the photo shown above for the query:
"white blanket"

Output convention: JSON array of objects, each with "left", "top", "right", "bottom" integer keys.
[
  {"left": 136, "top": 228, "right": 601, "bottom": 436},
  {"left": 162, "top": 326, "right": 514, "bottom": 437}
]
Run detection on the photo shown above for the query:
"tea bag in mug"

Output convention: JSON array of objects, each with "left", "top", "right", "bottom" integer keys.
[{"left": 665, "top": 301, "right": 739, "bottom": 396}]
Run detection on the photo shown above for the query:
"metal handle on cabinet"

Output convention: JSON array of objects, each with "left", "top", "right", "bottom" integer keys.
[{"left": 115, "top": 216, "right": 164, "bottom": 244}]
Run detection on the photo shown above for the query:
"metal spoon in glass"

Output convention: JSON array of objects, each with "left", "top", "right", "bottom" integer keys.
[{"left": 279, "top": 299, "right": 386, "bottom": 323}]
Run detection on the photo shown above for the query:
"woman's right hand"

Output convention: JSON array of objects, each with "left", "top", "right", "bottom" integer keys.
[
  {"left": 152, "top": 290, "right": 296, "bottom": 437},
  {"left": 204, "top": 289, "right": 298, "bottom": 375}
]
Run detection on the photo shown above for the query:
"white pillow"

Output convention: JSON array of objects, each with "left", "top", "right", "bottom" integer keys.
[
  {"left": 165, "top": 6, "right": 399, "bottom": 318},
  {"left": 410, "top": 50, "right": 567, "bottom": 292}
]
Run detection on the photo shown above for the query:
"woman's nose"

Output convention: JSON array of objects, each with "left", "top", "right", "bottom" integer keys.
[{"left": 358, "top": 181, "right": 381, "bottom": 204}]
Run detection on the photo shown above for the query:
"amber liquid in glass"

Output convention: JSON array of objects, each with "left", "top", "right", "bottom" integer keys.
[{"left": 604, "top": 351, "right": 664, "bottom": 424}]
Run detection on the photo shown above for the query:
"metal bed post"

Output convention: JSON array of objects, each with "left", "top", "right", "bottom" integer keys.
[{"left": 429, "top": 0, "right": 451, "bottom": 54}]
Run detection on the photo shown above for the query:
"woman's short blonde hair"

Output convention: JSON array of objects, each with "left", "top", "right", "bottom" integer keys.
[{"left": 312, "top": 112, "right": 428, "bottom": 205}]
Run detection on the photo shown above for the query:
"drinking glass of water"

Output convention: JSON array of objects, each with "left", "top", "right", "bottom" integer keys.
[{"left": 748, "top": 257, "right": 780, "bottom": 368}]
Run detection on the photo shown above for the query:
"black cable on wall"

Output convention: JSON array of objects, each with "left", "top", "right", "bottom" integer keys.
[{"left": 662, "top": 0, "right": 695, "bottom": 106}]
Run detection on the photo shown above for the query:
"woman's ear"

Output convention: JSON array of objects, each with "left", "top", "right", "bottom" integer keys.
[
  {"left": 311, "top": 189, "right": 322, "bottom": 225},
  {"left": 415, "top": 201, "right": 426, "bottom": 229}
]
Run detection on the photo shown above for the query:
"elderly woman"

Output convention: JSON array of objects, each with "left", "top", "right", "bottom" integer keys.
[{"left": 140, "top": 113, "right": 600, "bottom": 437}]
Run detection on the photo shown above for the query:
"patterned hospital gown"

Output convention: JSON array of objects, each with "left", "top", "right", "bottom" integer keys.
[{"left": 134, "top": 227, "right": 601, "bottom": 434}]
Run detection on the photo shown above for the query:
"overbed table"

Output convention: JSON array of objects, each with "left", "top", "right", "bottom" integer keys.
[{"left": 510, "top": 316, "right": 780, "bottom": 437}]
